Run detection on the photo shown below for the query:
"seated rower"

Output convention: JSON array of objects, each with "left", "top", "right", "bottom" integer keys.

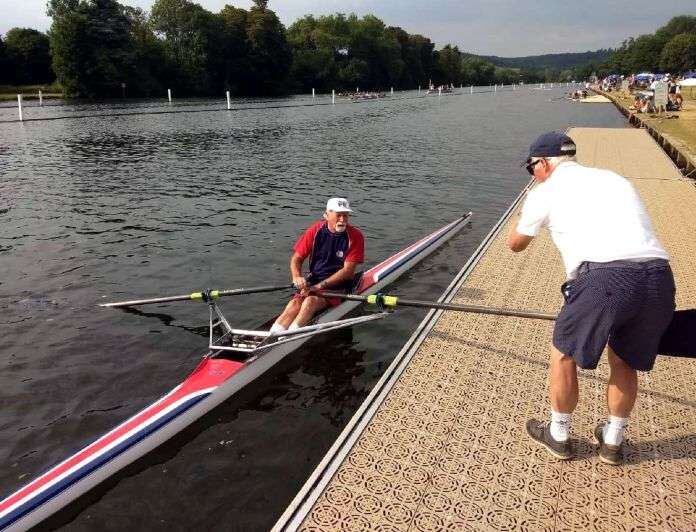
[{"left": 270, "top": 197, "right": 365, "bottom": 333}]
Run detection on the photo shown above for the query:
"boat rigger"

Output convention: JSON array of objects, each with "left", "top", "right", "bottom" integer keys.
[{"left": 0, "top": 213, "right": 472, "bottom": 532}]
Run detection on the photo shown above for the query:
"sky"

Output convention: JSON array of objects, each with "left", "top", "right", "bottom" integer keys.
[{"left": 1, "top": 0, "right": 694, "bottom": 56}]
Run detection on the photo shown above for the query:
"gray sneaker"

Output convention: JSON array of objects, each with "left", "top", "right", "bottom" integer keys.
[
  {"left": 525, "top": 419, "right": 573, "bottom": 460},
  {"left": 593, "top": 423, "right": 623, "bottom": 465}
]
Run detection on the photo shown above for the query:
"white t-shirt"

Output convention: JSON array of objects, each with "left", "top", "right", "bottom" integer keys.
[{"left": 516, "top": 162, "right": 668, "bottom": 279}]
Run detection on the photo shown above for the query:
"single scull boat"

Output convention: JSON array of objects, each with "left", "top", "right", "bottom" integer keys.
[{"left": 0, "top": 213, "right": 471, "bottom": 531}]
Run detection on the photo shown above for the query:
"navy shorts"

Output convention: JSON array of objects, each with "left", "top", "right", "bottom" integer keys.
[{"left": 552, "top": 259, "right": 675, "bottom": 371}]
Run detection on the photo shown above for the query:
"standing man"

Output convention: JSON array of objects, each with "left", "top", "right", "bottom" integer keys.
[
  {"left": 507, "top": 132, "right": 675, "bottom": 465},
  {"left": 270, "top": 198, "right": 364, "bottom": 333}
]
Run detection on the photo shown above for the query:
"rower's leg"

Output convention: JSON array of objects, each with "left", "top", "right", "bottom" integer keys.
[
  {"left": 272, "top": 298, "right": 303, "bottom": 330},
  {"left": 292, "top": 296, "right": 329, "bottom": 328}
]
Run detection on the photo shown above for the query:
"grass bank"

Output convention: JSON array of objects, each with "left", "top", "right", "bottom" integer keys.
[
  {"left": 602, "top": 87, "right": 696, "bottom": 175},
  {"left": 0, "top": 84, "right": 63, "bottom": 101}
]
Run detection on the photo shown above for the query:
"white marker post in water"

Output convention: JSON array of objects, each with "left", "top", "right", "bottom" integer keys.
[
  {"left": 332, "top": 90, "right": 335, "bottom": 105},
  {"left": 17, "top": 94, "right": 23, "bottom": 121},
  {"left": 226, "top": 91, "right": 231, "bottom": 110},
  {"left": 38, "top": 90, "right": 43, "bottom": 106},
  {"left": 168, "top": 89, "right": 172, "bottom": 104},
  {"left": 470, "top": 85, "right": 473, "bottom": 94},
  {"left": 418, "top": 85, "right": 421, "bottom": 95},
  {"left": 438, "top": 87, "right": 442, "bottom": 97},
  {"left": 312, "top": 88, "right": 315, "bottom": 99},
  {"left": 391, "top": 87, "right": 394, "bottom": 96}
]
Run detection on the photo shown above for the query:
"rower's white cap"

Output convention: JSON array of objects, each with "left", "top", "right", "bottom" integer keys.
[{"left": 326, "top": 197, "right": 353, "bottom": 213}]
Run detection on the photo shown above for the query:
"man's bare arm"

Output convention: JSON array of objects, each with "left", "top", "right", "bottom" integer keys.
[
  {"left": 316, "top": 262, "right": 358, "bottom": 289},
  {"left": 290, "top": 253, "right": 307, "bottom": 290}
]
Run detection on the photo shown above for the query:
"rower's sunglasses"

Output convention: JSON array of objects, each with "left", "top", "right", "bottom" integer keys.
[{"left": 523, "top": 158, "right": 544, "bottom": 175}]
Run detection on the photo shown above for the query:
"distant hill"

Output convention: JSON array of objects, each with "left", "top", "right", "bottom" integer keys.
[{"left": 471, "top": 50, "right": 612, "bottom": 70}]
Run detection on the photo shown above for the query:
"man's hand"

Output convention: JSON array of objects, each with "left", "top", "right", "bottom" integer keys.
[
  {"left": 507, "top": 228, "right": 534, "bottom": 252},
  {"left": 293, "top": 276, "right": 308, "bottom": 292}
]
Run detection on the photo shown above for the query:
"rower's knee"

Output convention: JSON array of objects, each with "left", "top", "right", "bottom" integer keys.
[
  {"left": 301, "top": 296, "right": 326, "bottom": 313},
  {"left": 279, "top": 298, "right": 301, "bottom": 318}
]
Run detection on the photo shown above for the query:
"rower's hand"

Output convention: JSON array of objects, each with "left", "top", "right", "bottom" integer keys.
[{"left": 293, "top": 276, "right": 308, "bottom": 292}]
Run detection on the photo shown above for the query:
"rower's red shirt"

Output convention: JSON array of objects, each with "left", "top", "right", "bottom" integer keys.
[{"left": 294, "top": 221, "right": 364, "bottom": 282}]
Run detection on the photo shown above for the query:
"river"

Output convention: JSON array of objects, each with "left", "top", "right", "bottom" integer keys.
[{"left": 0, "top": 87, "right": 626, "bottom": 531}]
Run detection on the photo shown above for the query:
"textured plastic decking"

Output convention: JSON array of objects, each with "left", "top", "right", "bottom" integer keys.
[{"left": 297, "top": 128, "right": 696, "bottom": 531}]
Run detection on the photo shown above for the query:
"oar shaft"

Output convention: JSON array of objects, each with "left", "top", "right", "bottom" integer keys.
[
  {"left": 317, "top": 291, "right": 556, "bottom": 321},
  {"left": 101, "top": 284, "right": 293, "bottom": 308},
  {"left": 100, "top": 293, "right": 194, "bottom": 307}
]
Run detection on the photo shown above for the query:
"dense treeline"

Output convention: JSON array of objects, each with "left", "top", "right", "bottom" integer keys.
[
  {"left": 482, "top": 50, "right": 613, "bottom": 72},
  {"left": 577, "top": 16, "right": 696, "bottom": 78},
  {"left": 4, "top": 0, "right": 621, "bottom": 97}
]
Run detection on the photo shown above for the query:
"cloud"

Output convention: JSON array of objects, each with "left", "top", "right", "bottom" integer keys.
[{"left": 1, "top": 0, "right": 694, "bottom": 56}]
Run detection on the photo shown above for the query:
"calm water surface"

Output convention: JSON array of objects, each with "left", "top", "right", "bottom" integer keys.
[{"left": 0, "top": 88, "right": 626, "bottom": 531}]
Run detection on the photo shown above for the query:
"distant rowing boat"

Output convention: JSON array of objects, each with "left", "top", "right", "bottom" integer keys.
[{"left": 0, "top": 213, "right": 472, "bottom": 532}]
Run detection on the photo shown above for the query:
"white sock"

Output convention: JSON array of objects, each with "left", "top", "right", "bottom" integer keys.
[
  {"left": 269, "top": 322, "right": 287, "bottom": 334},
  {"left": 603, "top": 415, "right": 628, "bottom": 446},
  {"left": 288, "top": 321, "right": 301, "bottom": 331},
  {"left": 550, "top": 410, "right": 571, "bottom": 442}
]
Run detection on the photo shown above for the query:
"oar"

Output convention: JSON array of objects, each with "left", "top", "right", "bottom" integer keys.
[
  {"left": 100, "top": 284, "right": 294, "bottom": 308},
  {"left": 316, "top": 291, "right": 696, "bottom": 359},
  {"left": 314, "top": 291, "right": 556, "bottom": 321}
]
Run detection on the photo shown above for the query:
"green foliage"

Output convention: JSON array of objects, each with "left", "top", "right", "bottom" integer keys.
[
  {"left": 654, "top": 16, "right": 696, "bottom": 44},
  {"left": 287, "top": 14, "right": 438, "bottom": 91},
  {"left": 48, "top": 0, "right": 140, "bottom": 97},
  {"left": 3, "top": 28, "right": 54, "bottom": 84},
  {"left": 605, "top": 15, "right": 696, "bottom": 75},
  {"left": 660, "top": 33, "right": 696, "bottom": 73},
  {"left": 150, "top": 0, "right": 224, "bottom": 94},
  {"left": 219, "top": 5, "right": 250, "bottom": 94},
  {"left": 482, "top": 50, "right": 612, "bottom": 71},
  {"left": 244, "top": 5, "right": 292, "bottom": 95},
  {"left": 0, "top": 37, "right": 9, "bottom": 84},
  {"left": 436, "top": 45, "right": 462, "bottom": 83},
  {"left": 40, "top": 0, "right": 629, "bottom": 97}
]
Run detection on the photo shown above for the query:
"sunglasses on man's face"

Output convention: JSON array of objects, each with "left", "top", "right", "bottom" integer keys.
[{"left": 523, "top": 158, "right": 544, "bottom": 175}]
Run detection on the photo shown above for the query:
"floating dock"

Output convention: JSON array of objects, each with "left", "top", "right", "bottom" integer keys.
[{"left": 274, "top": 127, "right": 696, "bottom": 531}]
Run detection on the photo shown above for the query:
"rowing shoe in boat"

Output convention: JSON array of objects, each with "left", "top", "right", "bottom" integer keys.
[{"left": 0, "top": 213, "right": 472, "bottom": 532}]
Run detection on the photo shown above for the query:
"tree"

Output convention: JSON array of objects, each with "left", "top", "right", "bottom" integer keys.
[
  {"left": 654, "top": 16, "right": 696, "bottom": 46},
  {"left": 0, "top": 37, "right": 10, "bottom": 84},
  {"left": 460, "top": 56, "right": 495, "bottom": 85},
  {"left": 48, "top": 0, "right": 138, "bottom": 97},
  {"left": 123, "top": 6, "right": 169, "bottom": 95},
  {"left": 150, "top": 0, "right": 223, "bottom": 94},
  {"left": 244, "top": 4, "right": 292, "bottom": 94},
  {"left": 219, "top": 5, "right": 250, "bottom": 94},
  {"left": 4, "top": 28, "right": 54, "bottom": 84},
  {"left": 660, "top": 33, "right": 696, "bottom": 73},
  {"left": 436, "top": 45, "right": 462, "bottom": 85}
]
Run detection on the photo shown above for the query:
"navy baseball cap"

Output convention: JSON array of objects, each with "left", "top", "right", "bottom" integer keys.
[{"left": 527, "top": 132, "right": 577, "bottom": 158}]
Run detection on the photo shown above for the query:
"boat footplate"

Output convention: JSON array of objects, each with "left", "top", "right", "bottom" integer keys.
[{"left": 207, "top": 302, "right": 389, "bottom": 354}]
